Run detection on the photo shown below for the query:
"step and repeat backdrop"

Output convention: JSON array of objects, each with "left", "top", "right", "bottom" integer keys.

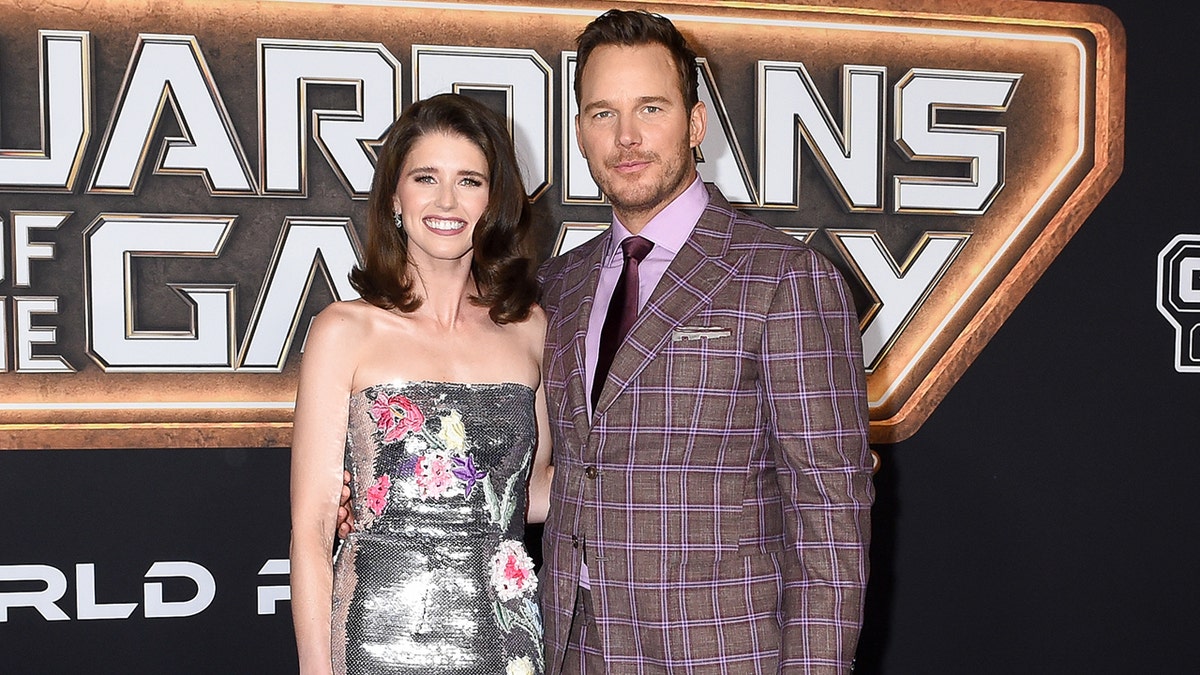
[{"left": 3, "top": 0, "right": 1193, "bottom": 672}]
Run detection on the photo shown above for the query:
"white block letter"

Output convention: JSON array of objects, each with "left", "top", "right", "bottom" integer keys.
[
  {"left": 14, "top": 296, "right": 74, "bottom": 372},
  {"left": 0, "top": 31, "right": 91, "bottom": 192},
  {"left": 13, "top": 211, "right": 69, "bottom": 287},
  {"left": 90, "top": 35, "right": 254, "bottom": 195},
  {"left": 143, "top": 561, "right": 215, "bottom": 619},
  {"left": 829, "top": 229, "right": 970, "bottom": 369},
  {"left": 257, "top": 559, "right": 290, "bottom": 616},
  {"left": 259, "top": 39, "right": 401, "bottom": 197},
  {"left": 0, "top": 564, "right": 70, "bottom": 622},
  {"left": 85, "top": 214, "right": 236, "bottom": 371},
  {"left": 760, "top": 63, "right": 885, "bottom": 210},
  {"left": 76, "top": 564, "right": 137, "bottom": 620},
  {"left": 239, "top": 217, "right": 362, "bottom": 370},
  {"left": 893, "top": 68, "right": 1021, "bottom": 214}
]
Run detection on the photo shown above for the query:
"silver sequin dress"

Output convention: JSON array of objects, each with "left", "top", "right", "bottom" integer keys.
[{"left": 332, "top": 381, "right": 543, "bottom": 674}]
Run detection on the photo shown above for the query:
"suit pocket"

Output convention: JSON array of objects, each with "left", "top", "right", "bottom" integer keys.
[{"left": 662, "top": 553, "right": 783, "bottom": 665}]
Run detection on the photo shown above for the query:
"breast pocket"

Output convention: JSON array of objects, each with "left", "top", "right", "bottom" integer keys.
[{"left": 660, "top": 318, "right": 755, "bottom": 392}]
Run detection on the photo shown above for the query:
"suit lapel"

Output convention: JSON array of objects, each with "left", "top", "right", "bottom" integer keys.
[
  {"left": 559, "top": 235, "right": 608, "bottom": 444},
  {"left": 592, "top": 193, "right": 746, "bottom": 414}
]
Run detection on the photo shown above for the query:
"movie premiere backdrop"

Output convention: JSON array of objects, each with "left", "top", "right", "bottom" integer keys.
[{"left": 5, "top": 0, "right": 1195, "bottom": 672}]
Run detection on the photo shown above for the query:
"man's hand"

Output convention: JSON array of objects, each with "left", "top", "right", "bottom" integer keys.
[{"left": 336, "top": 469, "right": 355, "bottom": 538}]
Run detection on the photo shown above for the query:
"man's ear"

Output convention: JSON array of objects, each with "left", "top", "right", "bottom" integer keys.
[{"left": 688, "top": 101, "right": 708, "bottom": 149}]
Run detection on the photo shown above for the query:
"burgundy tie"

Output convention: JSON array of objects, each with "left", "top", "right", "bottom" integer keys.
[{"left": 592, "top": 235, "right": 654, "bottom": 410}]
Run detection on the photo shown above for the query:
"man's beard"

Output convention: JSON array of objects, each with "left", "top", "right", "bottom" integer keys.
[{"left": 596, "top": 147, "right": 694, "bottom": 220}]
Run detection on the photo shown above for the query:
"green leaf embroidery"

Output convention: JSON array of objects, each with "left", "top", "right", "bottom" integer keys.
[
  {"left": 482, "top": 476, "right": 501, "bottom": 523},
  {"left": 494, "top": 599, "right": 514, "bottom": 631}
]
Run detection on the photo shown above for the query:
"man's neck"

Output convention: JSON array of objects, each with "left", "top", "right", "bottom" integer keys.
[{"left": 612, "top": 170, "right": 699, "bottom": 234}]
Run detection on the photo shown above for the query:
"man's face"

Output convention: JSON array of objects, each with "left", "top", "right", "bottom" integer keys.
[{"left": 575, "top": 43, "right": 706, "bottom": 231}]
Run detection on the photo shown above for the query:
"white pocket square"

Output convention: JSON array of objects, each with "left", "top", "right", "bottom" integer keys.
[{"left": 671, "top": 326, "right": 732, "bottom": 342}]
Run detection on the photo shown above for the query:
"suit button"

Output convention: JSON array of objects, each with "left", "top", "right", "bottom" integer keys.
[
  {"left": 585, "top": 466, "right": 598, "bottom": 479},
  {"left": 572, "top": 535, "right": 580, "bottom": 548}
]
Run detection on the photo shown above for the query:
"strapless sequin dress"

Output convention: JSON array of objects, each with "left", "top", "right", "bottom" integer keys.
[{"left": 331, "top": 381, "right": 543, "bottom": 674}]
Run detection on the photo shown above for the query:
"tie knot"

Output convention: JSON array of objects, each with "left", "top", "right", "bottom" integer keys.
[{"left": 621, "top": 235, "right": 654, "bottom": 263}]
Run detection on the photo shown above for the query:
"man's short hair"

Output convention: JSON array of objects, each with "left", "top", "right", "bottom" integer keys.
[{"left": 574, "top": 9, "right": 700, "bottom": 110}]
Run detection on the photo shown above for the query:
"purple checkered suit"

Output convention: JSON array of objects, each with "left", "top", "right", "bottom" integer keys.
[{"left": 537, "top": 185, "right": 874, "bottom": 674}]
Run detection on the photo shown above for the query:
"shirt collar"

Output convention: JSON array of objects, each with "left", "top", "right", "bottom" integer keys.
[{"left": 607, "top": 175, "right": 709, "bottom": 261}]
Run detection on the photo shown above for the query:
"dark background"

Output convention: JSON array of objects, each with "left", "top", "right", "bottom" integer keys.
[
  {"left": 855, "top": 0, "right": 1200, "bottom": 671},
  {"left": 2, "top": 0, "right": 1197, "bottom": 672}
]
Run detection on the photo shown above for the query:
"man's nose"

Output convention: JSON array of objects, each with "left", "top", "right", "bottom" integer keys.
[{"left": 616, "top": 116, "right": 642, "bottom": 147}]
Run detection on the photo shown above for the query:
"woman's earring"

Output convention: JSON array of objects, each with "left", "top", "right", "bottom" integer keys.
[{"left": 393, "top": 212, "right": 402, "bottom": 229}]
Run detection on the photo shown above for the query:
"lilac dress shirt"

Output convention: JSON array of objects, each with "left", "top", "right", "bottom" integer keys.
[{"left": 583, "top": 175, "right": 709, "bottom": 409}]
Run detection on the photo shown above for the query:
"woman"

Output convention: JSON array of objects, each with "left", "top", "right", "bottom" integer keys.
[{"left": 290, "top": 93, "right": 551, "bottom": 675}]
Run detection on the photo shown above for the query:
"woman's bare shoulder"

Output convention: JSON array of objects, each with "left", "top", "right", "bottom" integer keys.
[
  {"left": 525, "top": 302, "right": 547, "bottom": 331},
  {"left": 507, "top": 302, "right": 546, "bottom": 348},
  {"left": 500, "top": 304, "right": 547, "bottom": 381},
  {"left": 303, "top": 300, "right": 392, "bottom": 359},
  {"left": 311, "top": 298, "right": 386, "bottom": 331}
]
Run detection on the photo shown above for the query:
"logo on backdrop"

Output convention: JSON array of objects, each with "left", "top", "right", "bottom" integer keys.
[
  {"left": 1157, "top": 235, "right": 1200, "bottom": 373},
  {"left": 0, "top": 0, "right": 1125, "bottom": 446},
  {"left": 0, "top": 559, "right": 290, "bottom": 622}
]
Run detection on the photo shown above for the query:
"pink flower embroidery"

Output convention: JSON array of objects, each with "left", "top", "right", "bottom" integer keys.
[
  {"left": 365, "top": 474, "right": 391, "bottom": 516},
  {"left": 369, "top": 392, "right": 425, "bottom": 443},
  {"left": 414, "top": 454, "right": 455, "bottom": 498},
  {"left": 490, "top": 540, "right": 538, "bottom": 601}
]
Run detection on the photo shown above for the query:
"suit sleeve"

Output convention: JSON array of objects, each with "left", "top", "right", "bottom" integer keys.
[{"left": 761, "top": 247, "right": 874, "bottom": 674}]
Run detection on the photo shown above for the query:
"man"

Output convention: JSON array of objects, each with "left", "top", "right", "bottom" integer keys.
[
  {"left": 538, "top": 9, "right": 873, "bottom": 673},
  {"left": 338, "top": 9, "right": 872, "bottom": 672}
]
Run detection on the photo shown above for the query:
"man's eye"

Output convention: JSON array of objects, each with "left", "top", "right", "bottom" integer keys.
[
  {"left": 643, "top": 106, "right": 661, "bottom": 114},
  {"left": 594, "top": 110, "right": 614, "bottom": 119}
]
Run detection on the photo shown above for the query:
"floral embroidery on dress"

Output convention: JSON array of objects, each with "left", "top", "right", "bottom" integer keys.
[
  {"left": 490, "top": 539, "right": 538, "bottom": 601},
  {"left": 364, "top": 474, "right": 390, "bottom": 516},
  {"left": 452, "top": 455, "right": 487, "bottom": 497},
  {"left": 506, "top": 656, "right": 535, "bottom": 675},
  {"left": 369, "top": 391, "right": 425, "bottom": 442},
  {"left": 491, "top": 538, "right": 543, "bottom": 672},
  {"left": 361, "top": 390, "right": 537, "bottom": 528},
  {"left": 358, "top": 385, "right": 543, "bottom": 671},
  {"left": 414, "top": 451, "right": 457, "bottom": 499},
  {"left": 438, "top": 410, "right": 467, "bottom": 451},
  {"left": 365, "top": 395, "right": 482, "bottom": 505}
]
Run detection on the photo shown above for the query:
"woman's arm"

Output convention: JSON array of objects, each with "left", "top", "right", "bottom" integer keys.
[
  {"left": 527, "top": 380, "right": 554, "bottom": 524},
  {"left": 290, "top": 306, "right": 357, "bottom": 674},
  {"left": 524, "top": 305, "right": 553, "bottom": 524}
]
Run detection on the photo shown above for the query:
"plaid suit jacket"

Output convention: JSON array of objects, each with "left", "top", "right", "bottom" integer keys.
[{"left": 538, "top": 186, "right": 873, "bottom": 674}]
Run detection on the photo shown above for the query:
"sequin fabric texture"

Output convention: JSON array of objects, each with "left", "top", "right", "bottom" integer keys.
[{"left": 332, "top": 381, "right": 543, "bottom": 675}]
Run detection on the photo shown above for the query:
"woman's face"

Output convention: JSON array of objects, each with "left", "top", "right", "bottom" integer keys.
[{"left": 392, "top": 131, "right": 490, "bottom": 265}]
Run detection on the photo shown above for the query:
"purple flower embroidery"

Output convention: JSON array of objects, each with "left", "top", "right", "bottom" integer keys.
[
  {"left": 395, "top": 455, "right": 419, "bottom": 478},
  {"left": 452, "top": 455, "right": 487, "bottom": 497}
]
